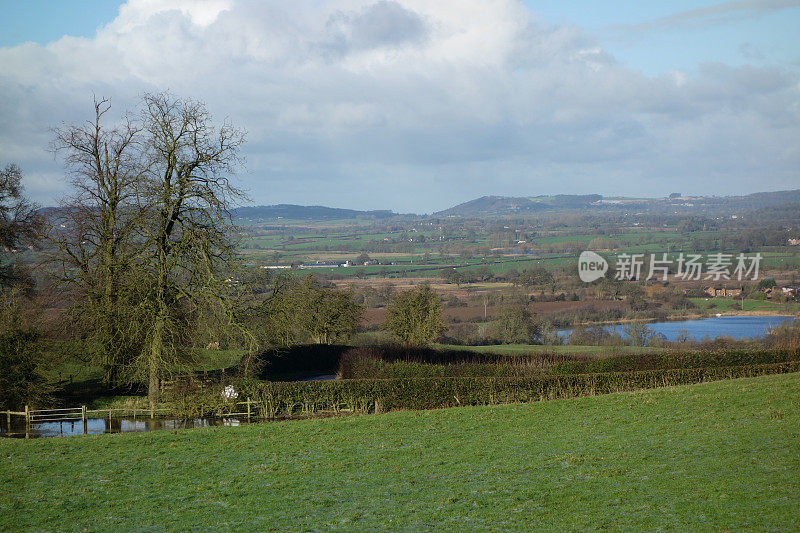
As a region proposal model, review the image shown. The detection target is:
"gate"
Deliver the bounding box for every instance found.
[25,406,88,436]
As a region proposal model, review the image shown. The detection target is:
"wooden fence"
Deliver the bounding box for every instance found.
[1,406,87,438]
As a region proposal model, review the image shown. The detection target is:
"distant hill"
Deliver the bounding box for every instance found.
[435,196,536,217]
[706,190,800,210]
[232,204,395,221]
[40,189,800,222]
[436,195,602,217]
[436,190,800,217]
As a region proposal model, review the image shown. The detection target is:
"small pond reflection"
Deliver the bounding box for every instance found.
[1,416,246,438]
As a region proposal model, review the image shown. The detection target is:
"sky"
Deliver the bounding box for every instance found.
[0,1,798,213]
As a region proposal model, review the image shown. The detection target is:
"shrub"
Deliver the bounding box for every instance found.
[0,329,53,410]
[383,285,446,346]
[488,305,541,344]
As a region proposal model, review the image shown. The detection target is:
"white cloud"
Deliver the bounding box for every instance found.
[0,0,798,212]
[110,0,233,30]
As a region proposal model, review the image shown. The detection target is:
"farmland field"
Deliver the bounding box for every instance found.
[2,373,798,530]
[690,297,800,314]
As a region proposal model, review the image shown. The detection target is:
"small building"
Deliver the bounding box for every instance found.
[703,287,742,298]
[301,261,342,269]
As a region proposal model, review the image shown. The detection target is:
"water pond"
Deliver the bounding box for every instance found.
[559,315,796,342]
[0,416,249,439]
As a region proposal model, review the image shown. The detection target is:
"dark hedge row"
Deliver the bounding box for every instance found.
[338,345,586,379]
[339,346,800,379]
[549,349,799,374]
[252,344,352,380]
[342,344,588,366]
[224,361,800,419]
[251,343,591,381]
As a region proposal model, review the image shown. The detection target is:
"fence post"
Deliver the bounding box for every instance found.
[24,405,29,439]
[82,405,87,434]
[247,398,251,422]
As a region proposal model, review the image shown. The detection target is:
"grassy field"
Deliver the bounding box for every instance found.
[2,373,798,530]
[690,297,800,314]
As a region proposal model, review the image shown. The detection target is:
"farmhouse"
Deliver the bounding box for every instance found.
[703,287,742,298]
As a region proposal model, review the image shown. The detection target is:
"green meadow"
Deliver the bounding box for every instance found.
[690,297,800,314]
[2,372,798,531]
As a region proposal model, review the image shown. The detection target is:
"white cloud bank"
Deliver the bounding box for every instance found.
[0,0,798,212]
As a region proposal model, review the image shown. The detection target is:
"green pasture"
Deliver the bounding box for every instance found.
[690,297,800,314]
[2,373,798,530]
[246,256,567,279]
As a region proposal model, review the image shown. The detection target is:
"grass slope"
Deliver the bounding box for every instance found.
[2,374,799,531]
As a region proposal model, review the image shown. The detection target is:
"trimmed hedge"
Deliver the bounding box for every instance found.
[231,361,800,419]
[339,346,800,379]
[550,349,799,374]
[338,345,588,379]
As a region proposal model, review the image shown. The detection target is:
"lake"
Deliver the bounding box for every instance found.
[559,315,797,342]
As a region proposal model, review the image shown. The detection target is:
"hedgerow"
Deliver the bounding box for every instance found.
[183,361,800,419]
[338,345,799,379]
[338,346,581,379]
[549,349,799,374]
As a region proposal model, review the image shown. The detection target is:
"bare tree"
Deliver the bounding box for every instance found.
[50,93,250,402]
[50,97,145,385]
[136,92,247,406]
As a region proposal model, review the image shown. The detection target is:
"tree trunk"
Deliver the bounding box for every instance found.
[148,313,164,408]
